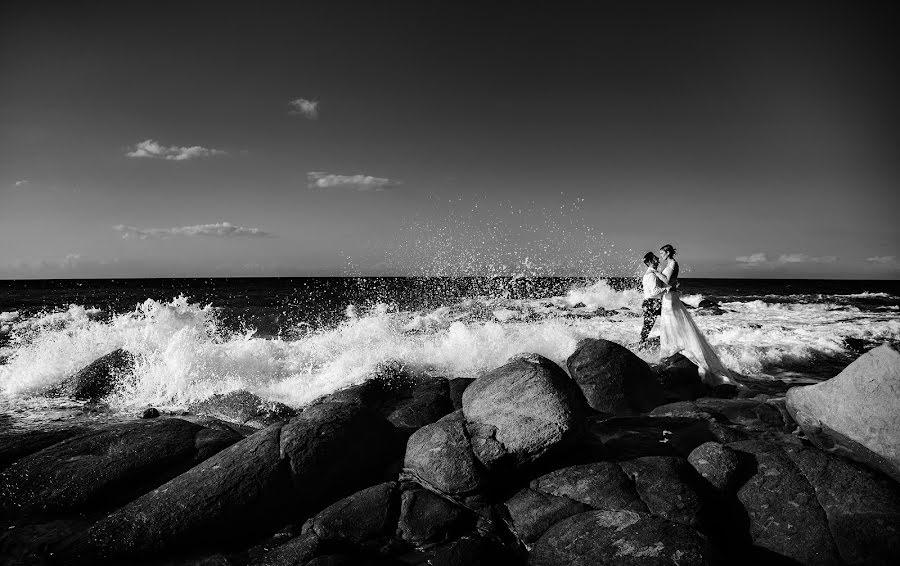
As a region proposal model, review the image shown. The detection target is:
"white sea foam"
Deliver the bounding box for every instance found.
[1,284,898,413]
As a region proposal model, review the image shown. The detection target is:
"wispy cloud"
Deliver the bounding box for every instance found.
[777,253,837,264]
[735,253,768,266]
[307,172,400,191]
[113,222,273,239]
[866,255,897,264]
[289,98,319,119]
[14,180,27,188]
[126,140,227,161]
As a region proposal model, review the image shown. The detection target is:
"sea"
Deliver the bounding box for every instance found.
[1,277,898,423]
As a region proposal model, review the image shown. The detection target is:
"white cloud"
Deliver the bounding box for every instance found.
[866,255,897,264]
[777,253,837,264]
[14,180,27,187]
[289,98,319,119]
[114,222,273,239]
[735,253,768,265]
[126,139,227,161]
[307,172,400,191]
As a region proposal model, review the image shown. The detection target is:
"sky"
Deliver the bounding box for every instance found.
[1,1,897,279]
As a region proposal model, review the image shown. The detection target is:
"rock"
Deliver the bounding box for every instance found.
[0,427,89,471]
[397,486,471,545]
[566,338,666,415]
[302,482,400,550]
[46,348,135,400]
[404,410,488,497]
[462,353,588,471]
[448,378,475,411]
[80,423,291,559]
[731,440,841,565]
[587,415,719,460]
[425,535,516,566]
[619,457,704,528]
[252,530,322,566]
[0,519,91,566]
[786,343,900,482]
[688,442,741,492]
[141,407,161,419]
[189,390,297,429]
[530,509,713,566]
[318,367,454,435]
[652,353,706,402]
[505,462,647,546]
[280,402,400,514]
[783,445,900,566]
[0,419,241,520]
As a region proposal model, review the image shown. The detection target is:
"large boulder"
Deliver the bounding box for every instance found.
[783,445,900,566]
[730,440,841,565]
[462,353,588,471]
[688,442,742,493]
[189,390,297,429]
[397,486,472,545]
[786,343,900,482]
[404,410,488,497]
[504,462,646,546]
[619,456,705,528]
[652,353,706,402]
[0,427,89,471]
[280,402,400,513]
[46,348,135,400]
[301,481,400,551]
[84,424,293,559]
[0,419,240,520]
[566,338,666,415]
[530,509,713,566]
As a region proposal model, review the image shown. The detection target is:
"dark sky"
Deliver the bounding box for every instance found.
[1,1,897,278]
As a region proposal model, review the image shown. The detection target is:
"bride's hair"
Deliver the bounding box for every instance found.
[660,244,676,257]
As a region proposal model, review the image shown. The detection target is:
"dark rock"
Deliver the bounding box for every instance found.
[688,442,741,492]
[47,348,135,400]
[650,401,720,420]
[566,338,666,415]
[0,419,241,520]
[84,424,292,559]
[397,486,471,545]
[280,402,400,514]
[252,530,322,566]
[786,343,900,482]
[694,398,793,436]
[0,427,89,471]
[425,535,517,566]
[619,456,704,528]
[587,415,719,460]
[530,509,713,566]
[462,353,588,471]
[504,487,590,546]
[730,440,841,565]
[141,407,161,419]
[189,390,297,429]
[404,410,488,497]
[303,481,400,550]
[651,353,706,402]
[448,378,475,411]
[0,519,91,566]
[783,445,900,566]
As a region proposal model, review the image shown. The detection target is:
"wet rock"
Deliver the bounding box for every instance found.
[587,415,719,460]
[462,353,588,471]
[280,402,400,514]
[786,343,900,482]
[504,487,590,546]
[566,338,666,415]
[141,407,161,419]
[302,481,400,551]
[688,442,741,492]
[251,530,322,566]
[783,445,900,566]
[651,353,706,402]
[0,519,91,566]
[0,419,241,520]
[530,509,713,566]
[424,535,517,566]
[0,427,89,471]
[404,410,488,497]
[619,456,704,528]
[448,378,474,411]
[84,424,292,559]
[189,390,297,429]
[47,348,135,400]
[730,440,841,565]
[397,486,471,545]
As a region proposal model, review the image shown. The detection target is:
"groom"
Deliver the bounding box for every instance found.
[640,252,667,348]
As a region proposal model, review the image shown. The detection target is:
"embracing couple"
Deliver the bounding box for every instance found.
[640,244,739,387]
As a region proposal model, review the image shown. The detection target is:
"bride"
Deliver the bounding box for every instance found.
[651,244,739,387]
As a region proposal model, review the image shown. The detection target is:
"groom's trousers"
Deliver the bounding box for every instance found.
[640,298,662,343]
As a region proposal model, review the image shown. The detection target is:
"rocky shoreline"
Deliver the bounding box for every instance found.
[1,340,898,565]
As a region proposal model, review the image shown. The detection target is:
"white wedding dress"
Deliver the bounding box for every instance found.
[657,260,738,386]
